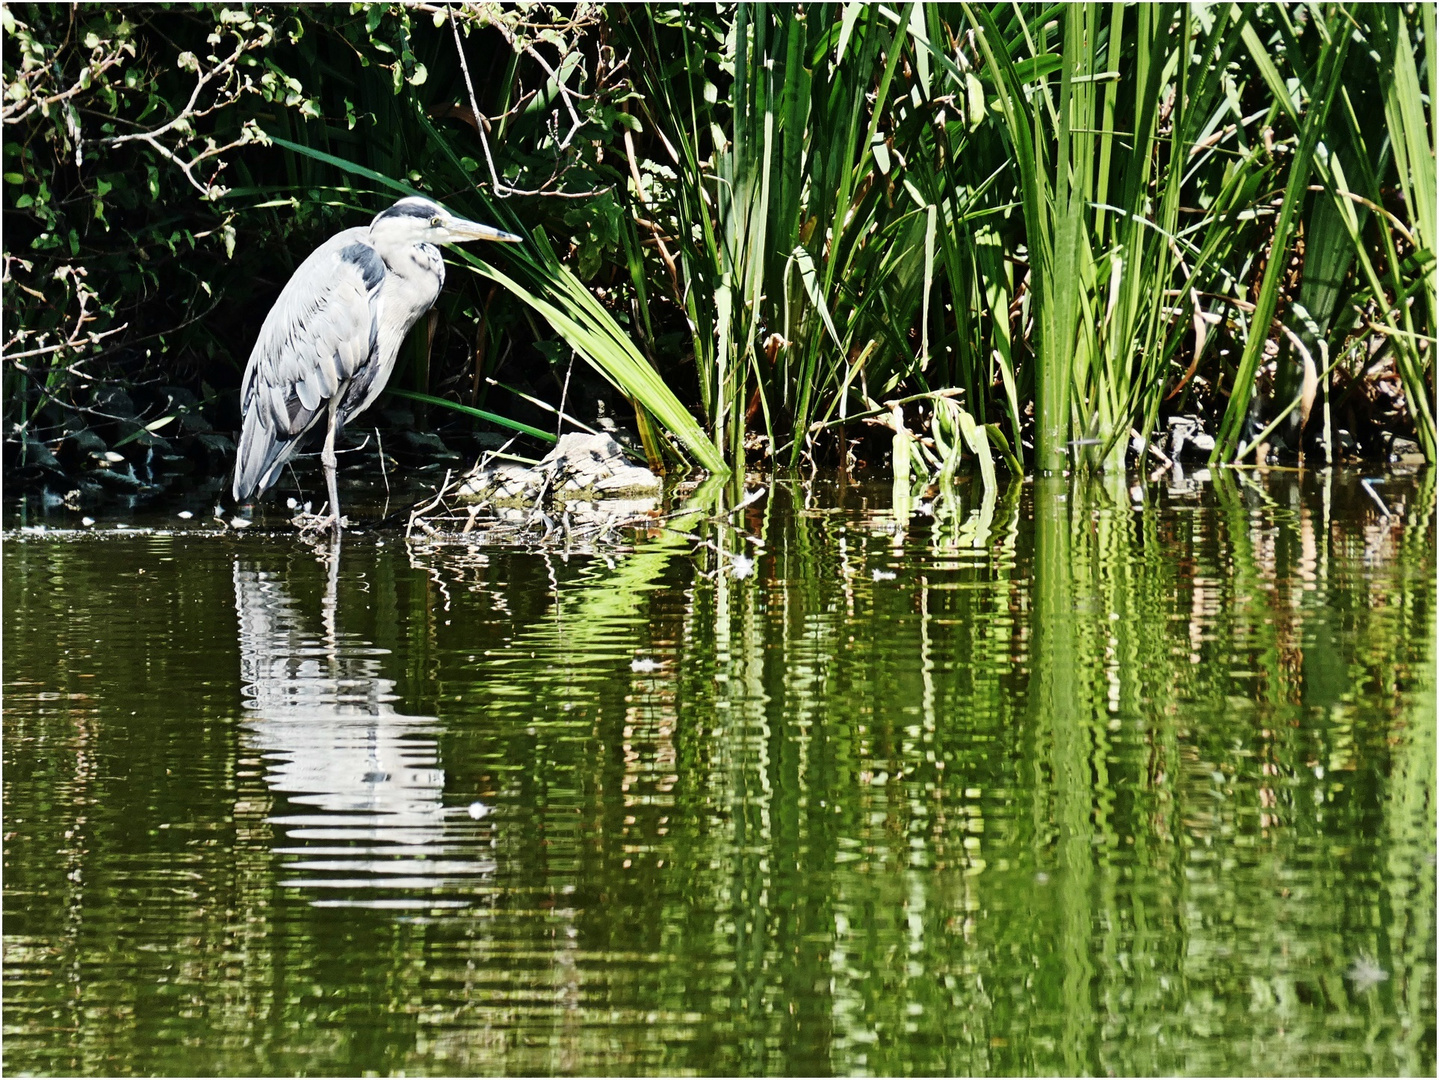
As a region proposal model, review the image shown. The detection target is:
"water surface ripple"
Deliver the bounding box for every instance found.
[4,469,1434,1075]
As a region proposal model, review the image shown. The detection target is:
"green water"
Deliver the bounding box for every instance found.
[4,469,1434,1076]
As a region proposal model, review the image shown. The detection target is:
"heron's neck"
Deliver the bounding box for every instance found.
[384,241,445,288]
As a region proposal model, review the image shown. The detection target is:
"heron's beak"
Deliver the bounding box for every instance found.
[446,217,524,244]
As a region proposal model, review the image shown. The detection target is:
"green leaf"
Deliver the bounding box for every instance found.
[957,408,996,493]
[789,246,843,354]
[1214,13,1351,460]
[386,390,558,443]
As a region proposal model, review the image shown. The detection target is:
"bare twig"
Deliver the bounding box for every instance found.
[94,28,273,198]
[1,266,129,364]
[407,469,457,538]
[442,1,611,199]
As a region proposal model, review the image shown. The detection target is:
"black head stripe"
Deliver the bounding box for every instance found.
[374,198,441,222]
[339,241,386,290]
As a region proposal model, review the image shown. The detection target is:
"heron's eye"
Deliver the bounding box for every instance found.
[430,216,443,228]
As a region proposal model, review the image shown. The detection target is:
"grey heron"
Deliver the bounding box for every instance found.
[232,195,522,530]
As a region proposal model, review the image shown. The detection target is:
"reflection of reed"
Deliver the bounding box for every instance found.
[234,541,492,907]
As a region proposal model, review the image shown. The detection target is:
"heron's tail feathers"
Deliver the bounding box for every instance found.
[232,413,299,504]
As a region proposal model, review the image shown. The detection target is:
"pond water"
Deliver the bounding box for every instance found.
[3,468,1434,1076]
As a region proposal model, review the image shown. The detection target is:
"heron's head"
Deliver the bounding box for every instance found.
[371,196,523,247]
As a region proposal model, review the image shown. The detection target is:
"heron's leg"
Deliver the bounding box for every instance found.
[321,400,343,532]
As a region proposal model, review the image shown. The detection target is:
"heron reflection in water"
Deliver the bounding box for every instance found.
[232,197,522,531]
[234,537,493,907]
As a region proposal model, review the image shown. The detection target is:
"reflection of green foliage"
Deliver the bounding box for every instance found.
[3,472,1435,1073]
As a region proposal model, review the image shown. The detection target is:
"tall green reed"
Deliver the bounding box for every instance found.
[654,1,1432,473]
[1212,4,1434,463]
[627,3,979,467]
[958,3,1288,472]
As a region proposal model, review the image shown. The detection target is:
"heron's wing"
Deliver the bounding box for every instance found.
[233,229,384,501]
